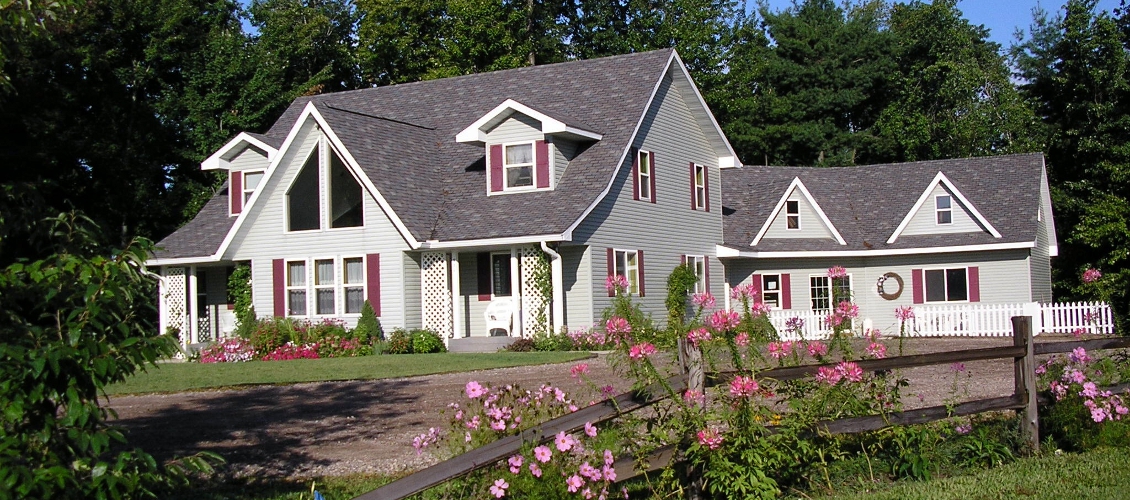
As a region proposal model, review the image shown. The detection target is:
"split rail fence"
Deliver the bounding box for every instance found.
[355,317,1130,500]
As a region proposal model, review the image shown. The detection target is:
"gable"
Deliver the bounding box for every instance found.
[229,145,269,171]
[484,113,543,143]
[760,186,837,240]
[899,184,989,237]
[887,171,1001,244]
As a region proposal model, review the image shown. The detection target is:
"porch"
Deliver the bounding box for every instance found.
[157,264,237,353]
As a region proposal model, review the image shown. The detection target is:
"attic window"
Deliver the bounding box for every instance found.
[243,171,264,204]
[330,151,363,228]
[288,146,321,231]
[786,200,800,229]
[936,195,952,225]
[505,143,535,189]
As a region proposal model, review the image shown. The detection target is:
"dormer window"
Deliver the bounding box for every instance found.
[505,143,535,189]
[243,171,264,204]
[936,194,952,224]
[488,140,551,194]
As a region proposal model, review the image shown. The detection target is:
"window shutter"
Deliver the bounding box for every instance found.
[231,171,243,215]
[489,144,504,192]
[477,252,491,301]
[366,253,381,316]
[606,248,615,297]
[637,250,646,297]
[704,165,711,212]
[751,274,761,301]
[649,152,657,204]
[535,140,550,188]
[272,259,285,317]
[632,148,640,201]
[912,269,924,304]
[680,255,686,265]
[689,162,696,210]
[780,273,792,309]
[968,267,980,302]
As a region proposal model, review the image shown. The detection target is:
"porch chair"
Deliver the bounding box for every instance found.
[484,298,516,337]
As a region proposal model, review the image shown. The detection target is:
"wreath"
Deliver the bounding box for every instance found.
[876,272,904,301]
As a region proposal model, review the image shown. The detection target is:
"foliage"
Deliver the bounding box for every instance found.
[529,250,553,335]
[530,328,576,352]
[1037,347,1130,450]
[665,262,699,332]
[411,329,446,354]
[352,300,383,343]
[228,264,255,338]
[200,338,256,363]
[385,328,412,355]
[504,338,536,352]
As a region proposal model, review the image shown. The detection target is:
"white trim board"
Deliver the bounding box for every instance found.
[201,132,278,171]
[456,99,603,144]
[750,177,846,246]
[716,241,1034,258]
[887,171,1002,244]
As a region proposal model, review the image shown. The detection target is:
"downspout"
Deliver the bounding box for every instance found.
[540,241,565,334]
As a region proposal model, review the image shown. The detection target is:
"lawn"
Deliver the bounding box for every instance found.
[107,352,592,395]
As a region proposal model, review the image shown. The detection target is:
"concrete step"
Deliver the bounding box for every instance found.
[448,336,518,353]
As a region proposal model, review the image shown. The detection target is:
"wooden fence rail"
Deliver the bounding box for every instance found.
[355,318,1130,500]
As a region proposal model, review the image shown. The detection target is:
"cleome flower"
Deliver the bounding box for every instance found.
[827,266,848,279]
[729,375,759,398]
[686,328,712,347]
[696,427,724,450]
[691,292,716,310]
[708,310,741,331]
[1082,268,1102,283]
[895,305,915,322]
[605,274,630,293]
[628,342,657,360]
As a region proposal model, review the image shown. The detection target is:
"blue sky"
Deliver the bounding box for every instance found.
[760,0,1124,47]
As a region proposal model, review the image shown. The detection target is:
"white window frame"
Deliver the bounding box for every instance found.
[613,249,640,295]
[935,194,953,225]
[761,274,781,307]
[686,255,705,293]
[693,163,706,210]
[242,170,265,205]
[313,258,336,316]
[809,273,853,311]
[502,141,537,192]
[342,257,366,315]
[286,256,367,318]
[638,150,652,201]
[490,252,513,298]
[286,260,308,316]
[786,200,801,230]
[284,137,365,234]
[923,267,969,303]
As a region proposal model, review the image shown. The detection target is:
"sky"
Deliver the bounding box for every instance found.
[761,0,1124,48]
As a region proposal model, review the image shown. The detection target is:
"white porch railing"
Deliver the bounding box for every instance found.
[767,301,1115,339]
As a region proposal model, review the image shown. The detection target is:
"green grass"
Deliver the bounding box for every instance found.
[819,447,1130,499]
[107,352,592,395]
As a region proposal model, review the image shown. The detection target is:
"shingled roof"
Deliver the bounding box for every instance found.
[720,153,1047,252]
[152,184,235,260]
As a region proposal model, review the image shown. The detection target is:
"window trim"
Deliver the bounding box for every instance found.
[284,137,367,234]
[693,163,706,210]
[637,150,652,202]
[923,266,969,303]
[808,273,853,311]
[242,170,265,205]
[686,255,706,293]
[613,248,640,295]
[786,199,801,230]
[286,260,309,316]
[285,256,367,318]
[761,273,781,308]
[342,257,366,314]
[935,194,953,225]
[501,140,537,192]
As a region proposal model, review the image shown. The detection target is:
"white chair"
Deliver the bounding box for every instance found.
[484,298,515,337]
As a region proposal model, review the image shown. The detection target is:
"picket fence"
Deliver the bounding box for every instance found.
[767,301,1114,339]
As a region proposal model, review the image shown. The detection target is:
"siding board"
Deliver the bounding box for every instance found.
[901,185,987,236]
[761,188,836,240]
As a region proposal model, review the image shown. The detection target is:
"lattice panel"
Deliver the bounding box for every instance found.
[163,267,188,354]
[519,247,547,336]
[420,252,452,337]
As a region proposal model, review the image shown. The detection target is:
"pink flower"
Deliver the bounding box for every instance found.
[955,424,972,435]
[730,283,759,300]
[555,431,576,452]
[508,455,524,474]
[687,328,712,347]
[1081,382,1099,398]
[566,474,585,493]
[683,389,705,407]
[604,449,615,467]
[529,463,542,477]
[490,478,509,498]
[951,362,966,373]
[490,420,506,431]
[750,301,772,316]
[895,305,915,321]
[691,292,716,309]
[584,422,598,438]
[570,363,590,378]
[815,366,842,385]
[734,332,750,347]
[767,341,791,359]
[806,341,828,357]
[602,464,617,482]
[605,317,632,338]
[729,375,759,398]
[533,445,552,463]
[1092,407,1108,422]
[866,342,887,358]
[696,427,724,450]
[628,342,656,360]
[838,361,864,382]
[1070,347,1091,364]
[827,266,848,279]
[825,313,845,328]
[1083,268,1102,283]
[579,462,600,480]
[466,415,481,429]
[465,381,486,399]
[1073,327,1086,338]
[835,301,859,319]
[605,274,630,293]
[784,316,805,333]
[708,310,741,331]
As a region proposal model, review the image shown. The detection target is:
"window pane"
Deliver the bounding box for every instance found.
[507,166,533,187]
[925,270,946,302]
[763,275,779,291]
[834,276,852,301]
[345,287,364,314]
[786,200,799,214]
[288,147,321,231]
[288,261,306,286]
[288,290,307,315]
[330,151,363,228]
[492,254,512,296]
[937,210,952,224]
[936,195,951,209]
[505,144,532,164]
[810,276,830,310]
[615,251,627,277]
[344,258,364,284]
[787,215,800,229]
[315,259,334,285]
[316,289,335,314]
[947,269,968,301]
[244,171,264,191]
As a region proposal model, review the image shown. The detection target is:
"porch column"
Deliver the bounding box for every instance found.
[188,265,199,345]
[510,247,522,337]
[451,252,462,338]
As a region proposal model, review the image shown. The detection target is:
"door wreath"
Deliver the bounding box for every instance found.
[876,272,903,300]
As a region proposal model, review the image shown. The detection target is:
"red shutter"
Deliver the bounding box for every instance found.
[704,164,711,212]
[649,152,657,204]
[489,144,504,192]
[632,148,640,201]
[606,248,615,297]
[535,140,550,188]
[703,256,710,293]
[689,162,697,210]
[637,250,645,297]
[967,266,980,302]
[366,253,381,316]
[272,259,285,317]
[912,269,924,304]
[751,274,761,301]
[477,252,491,301]
[781,273,792,309]
[680,255,686,265]
[231,171,243,215]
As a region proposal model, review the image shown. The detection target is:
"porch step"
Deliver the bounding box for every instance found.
[448,336,518,353]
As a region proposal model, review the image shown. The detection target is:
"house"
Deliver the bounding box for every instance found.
[717,154,1059,337]
[148,49,738,350]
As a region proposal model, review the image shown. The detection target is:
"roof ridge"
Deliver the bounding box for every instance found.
[320,102,436,130]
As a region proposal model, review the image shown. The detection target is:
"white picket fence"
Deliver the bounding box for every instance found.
[767,301,1114,339]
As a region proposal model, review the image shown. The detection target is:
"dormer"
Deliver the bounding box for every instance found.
[201,132,280,216]
[456,99,602,195]
[887,171,1001,243]
[751,177,846,246]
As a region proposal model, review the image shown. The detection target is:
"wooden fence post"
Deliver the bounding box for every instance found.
[679,335,705,500]
[1012,316,1039,453]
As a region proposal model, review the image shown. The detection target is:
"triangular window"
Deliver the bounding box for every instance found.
[330,150,363,228]
[288,146,321,231]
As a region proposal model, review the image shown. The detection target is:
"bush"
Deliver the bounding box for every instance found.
[505,338,536,352]
[248,317,296,356]
[386,328,412,354]
[411,329,446,353]
[531,328,574,351]
[352,300,384,343]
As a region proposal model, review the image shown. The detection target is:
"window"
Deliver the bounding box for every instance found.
[287,261,308,315]
[330,153,363,228]
[343,258,364,314]
[638,151,652,201]
[614,250,640,295]
[314,259,336,315]
[504,143,534,189]
[243,170,264,204]
[925,268,968,302]
[491,253,512,297]
[810,274,852,311]
[786,200,800,229]
[693,164,706,210]
[686,255,705,293]
[288,146,321,231]
[936,194,952,224]
[761,274,781,307]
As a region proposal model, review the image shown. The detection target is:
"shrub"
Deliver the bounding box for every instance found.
[228,263,254,338]
[531,328,574,351]
[248,317,295,356]
[412,329,446,354]
[353,300,384,342]
[307,318,348,343]
[505,338,536,352]
[386,328,413,354]
[1038,348,1130,450]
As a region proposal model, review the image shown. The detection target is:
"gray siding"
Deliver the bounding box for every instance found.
[552,139,578,188]
[1030,175,1053,303]
[762,188,836,240]
[573,71,725,324]
[901,185,987,237]
[485,114,542,143]
[403,253,422,329]
[724,250,1034,334]
[227,120,413,328]
[560,245,593,329]
[229,145,269,172]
